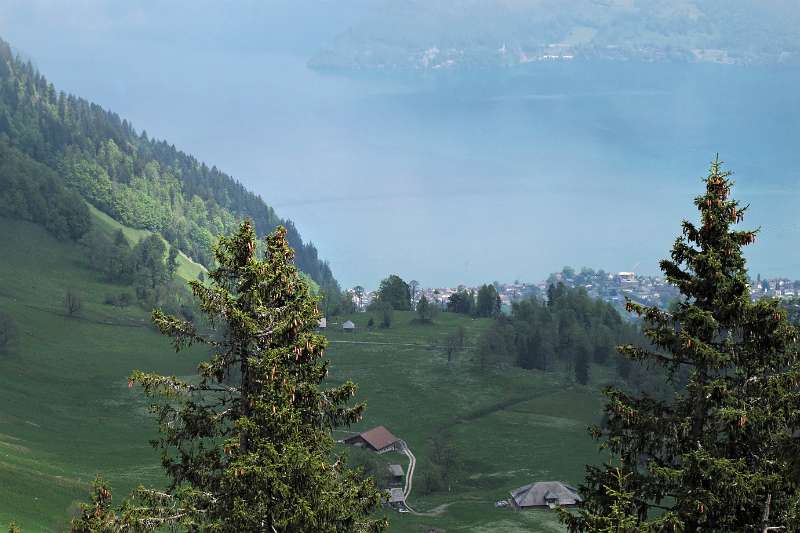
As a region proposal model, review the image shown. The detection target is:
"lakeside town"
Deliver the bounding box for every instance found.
[347,267,800,314]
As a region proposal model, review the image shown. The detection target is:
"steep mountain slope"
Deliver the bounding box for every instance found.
[310,0,800,70]
[0,36,338,292]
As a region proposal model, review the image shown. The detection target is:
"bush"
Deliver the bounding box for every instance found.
[64,290,81,317]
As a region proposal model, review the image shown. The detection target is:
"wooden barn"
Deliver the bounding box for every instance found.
[343,426,401,454]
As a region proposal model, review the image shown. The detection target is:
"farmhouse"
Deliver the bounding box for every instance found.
[509,481,582,509]
[342,320,355,332]
[343,426,401,454]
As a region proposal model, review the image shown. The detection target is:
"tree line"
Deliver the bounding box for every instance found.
[475,282,643,385]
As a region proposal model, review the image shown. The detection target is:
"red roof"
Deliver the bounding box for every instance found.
[347,426,399,451]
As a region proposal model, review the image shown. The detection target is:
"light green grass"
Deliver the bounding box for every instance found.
[0,217,609,531]
[86,203,206,284]
[0,217,203,530]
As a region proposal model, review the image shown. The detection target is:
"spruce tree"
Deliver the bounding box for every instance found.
[563,158,800,532]
[72,222,387,532]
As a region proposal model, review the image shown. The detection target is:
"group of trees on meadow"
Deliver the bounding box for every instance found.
[0,38,341,298]
[367,275,501,328]
[447,284,501,318]
[476,282,641,385]
[79,228,187,310]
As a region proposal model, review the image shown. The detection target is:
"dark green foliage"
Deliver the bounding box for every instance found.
[64,290,81,317]
[0,37,338,293]
[166,246,178,278]
[376,274,411,311]
[103,292,133,308]
[574,343,590,385]
[80,229,133,283]
[476,318,514,369]
[447,289,474,315]
[380,302,394,328]
[416,294,436,323]
[479,285,640,373]
[320,285,356,317]
[131,235,169,302]
[0,311,17,355]
[0,142,90,241]
[420,432,461,495]
[69,477,117,532]
[72,221,386,531]
[443,326,466,364]
[564,158,800,532]
[557,468,642,533]
[475,284,501,318]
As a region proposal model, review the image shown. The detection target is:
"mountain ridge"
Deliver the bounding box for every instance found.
[310,0,800,71]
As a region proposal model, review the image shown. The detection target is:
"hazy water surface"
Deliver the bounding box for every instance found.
[3,6,799,287]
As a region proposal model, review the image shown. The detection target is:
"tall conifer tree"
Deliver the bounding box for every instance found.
[72,222,386,532]
[563,158,800,531]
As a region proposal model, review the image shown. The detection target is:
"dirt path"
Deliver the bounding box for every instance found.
[401,440,416,501]
[328,340,435,348]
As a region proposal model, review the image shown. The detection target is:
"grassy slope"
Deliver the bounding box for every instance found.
[0,216,204,530]
[325,313,608,532]
[86,203,206,284]
[0,213,609,531]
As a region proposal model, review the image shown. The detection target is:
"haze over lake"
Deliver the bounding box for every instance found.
[3,1,799,288]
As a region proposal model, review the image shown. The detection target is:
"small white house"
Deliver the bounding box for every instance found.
[342,320,355,332]
[317,317,327,330]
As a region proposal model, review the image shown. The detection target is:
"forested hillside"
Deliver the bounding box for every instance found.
[0,37,338,292]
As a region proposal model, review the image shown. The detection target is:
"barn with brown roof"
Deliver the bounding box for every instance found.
[343,426,401,454]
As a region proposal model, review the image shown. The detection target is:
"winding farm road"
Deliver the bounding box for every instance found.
[401,440,416,501]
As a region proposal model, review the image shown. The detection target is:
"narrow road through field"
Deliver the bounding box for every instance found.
[401,440,416,501]
[328,340,435,348]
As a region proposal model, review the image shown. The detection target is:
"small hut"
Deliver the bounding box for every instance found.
[387,464,405,486]
[386,488,405,510]
[342,320,355,332]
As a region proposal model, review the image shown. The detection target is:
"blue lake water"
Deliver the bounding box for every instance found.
[4,20,799,287]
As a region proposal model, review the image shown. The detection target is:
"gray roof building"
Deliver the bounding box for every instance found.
[510,481,582,509]
[388,464,404,478]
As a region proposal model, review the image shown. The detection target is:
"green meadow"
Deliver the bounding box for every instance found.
[0,215,608,531]
[0,216,204,530]
[324,314,607,532]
